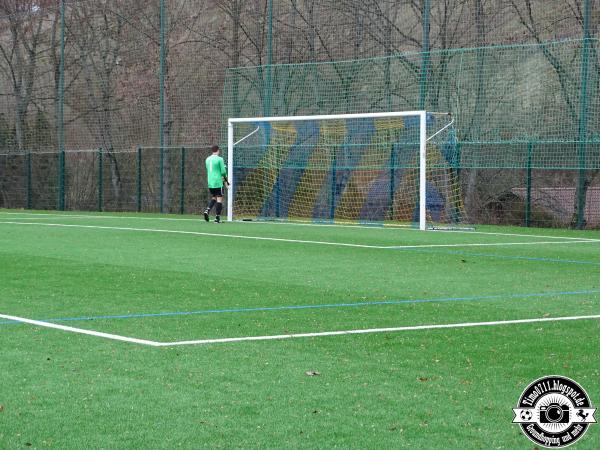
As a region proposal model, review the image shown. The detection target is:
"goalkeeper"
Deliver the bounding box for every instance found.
[203,145,229,223]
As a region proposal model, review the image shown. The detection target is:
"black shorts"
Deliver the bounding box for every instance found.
[209,187,224,197]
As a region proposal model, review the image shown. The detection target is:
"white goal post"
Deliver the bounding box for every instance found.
[227,111,463,230]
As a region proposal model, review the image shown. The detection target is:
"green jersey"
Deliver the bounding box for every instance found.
[205,154,227,188]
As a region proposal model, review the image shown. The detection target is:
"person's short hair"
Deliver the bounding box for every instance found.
[211,145,220,153]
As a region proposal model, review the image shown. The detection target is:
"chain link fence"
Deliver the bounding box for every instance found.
[0,0,599,226]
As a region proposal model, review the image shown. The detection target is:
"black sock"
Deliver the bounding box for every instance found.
[205,199,216,212]
[216,202,223,215]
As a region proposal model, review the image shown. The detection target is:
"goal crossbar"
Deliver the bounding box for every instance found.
[228,111,426,124]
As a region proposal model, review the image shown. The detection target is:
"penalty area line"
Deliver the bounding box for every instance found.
[0,221,598,249]
[0,221,390,249]
[1,312,600,347]
[3,211,600,242]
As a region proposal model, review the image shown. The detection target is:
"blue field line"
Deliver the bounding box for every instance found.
[402,247,600,266]
[1,289,600,326]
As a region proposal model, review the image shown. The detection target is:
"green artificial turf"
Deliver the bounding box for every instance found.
[1,210,599,449]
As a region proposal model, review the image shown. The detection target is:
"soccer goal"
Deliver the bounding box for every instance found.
[227,111,467,230]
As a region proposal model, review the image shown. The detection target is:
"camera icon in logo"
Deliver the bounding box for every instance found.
[539,402,570,424]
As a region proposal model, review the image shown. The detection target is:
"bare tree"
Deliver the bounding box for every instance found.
[66,1,128,206]
[225,1,243,112]
[463,0,488,214]
[506,0,598,226]
[0,0,53,152]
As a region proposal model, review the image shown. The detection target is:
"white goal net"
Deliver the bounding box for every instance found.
[227,111,467,230]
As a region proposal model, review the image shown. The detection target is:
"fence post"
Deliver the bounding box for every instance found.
[98,148,103,212]
[180,146,185,214]
[264,0,273,117]
[418,0,431,110]
[525,142,533,227]
[329,148,337,221]
[456,142,462,179]
[275,155,280,218]
[58,150,65,210]
[453,137,462,224]
[26,152,32,210]
[389,144,397,220]
[159,0,166,214]
[57,0,65,162]
[136,146,142,213]
[159,149,164,213]
[55,0,65,212]
[576,0,591,229]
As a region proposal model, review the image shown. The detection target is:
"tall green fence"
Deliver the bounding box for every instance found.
[0,1,599,227]
[0,148,206,214]
[221,38,600,228]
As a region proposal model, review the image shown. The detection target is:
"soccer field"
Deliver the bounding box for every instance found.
[1,210,599,448]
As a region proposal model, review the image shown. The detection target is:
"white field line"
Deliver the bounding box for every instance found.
[0,212,411,230]
[388,240,597,249]
[2,312,600,347]
[235,218,412,229]
[236,220,600,241]
[0,220,598,249]
[429,227,600,242]
[0,221,389,249]
[236,220,600,242]
[0,211,414,229]
[0,313,161,346]
[2,211,599,242]
[162,314,600,346]
[241,220,600,242]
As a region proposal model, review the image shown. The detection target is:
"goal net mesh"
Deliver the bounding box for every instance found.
[231,113,466,227]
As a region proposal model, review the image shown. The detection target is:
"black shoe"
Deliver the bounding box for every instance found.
[203,210,209,222]
[214,216,221,223]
